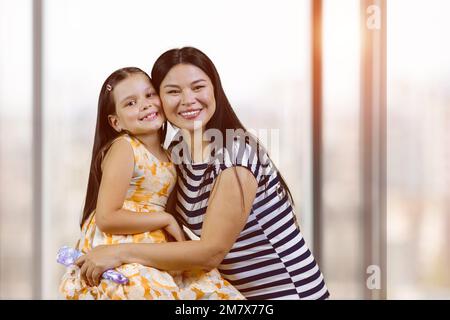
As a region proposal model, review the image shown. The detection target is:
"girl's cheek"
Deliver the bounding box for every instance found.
[153,96,162,107]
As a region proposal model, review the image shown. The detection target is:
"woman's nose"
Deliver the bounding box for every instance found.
[181,90,196,106]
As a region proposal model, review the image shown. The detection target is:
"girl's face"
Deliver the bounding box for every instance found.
[159,64,216,132]
[109,73,164,136]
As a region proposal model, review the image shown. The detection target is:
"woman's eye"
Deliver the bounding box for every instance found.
[167,90,180,95]
[193,86,204,91]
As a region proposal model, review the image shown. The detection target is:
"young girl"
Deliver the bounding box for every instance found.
[59,67,244,300]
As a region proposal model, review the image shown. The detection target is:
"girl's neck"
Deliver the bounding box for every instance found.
[134,132,161,152]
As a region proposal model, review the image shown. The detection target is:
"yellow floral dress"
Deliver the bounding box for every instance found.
[59,134,244,300]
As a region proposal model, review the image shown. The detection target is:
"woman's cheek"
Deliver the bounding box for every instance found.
[200,92,215,107]
[163,98,178,117]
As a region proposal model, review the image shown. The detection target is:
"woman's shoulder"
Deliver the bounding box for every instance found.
[212,133,275,180]
[221,134,266,165]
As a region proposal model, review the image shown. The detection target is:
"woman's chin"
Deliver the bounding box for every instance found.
[173,115,209,132]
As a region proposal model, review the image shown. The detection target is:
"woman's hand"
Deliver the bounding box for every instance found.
[74,244,123,287]
[164,216,186,242]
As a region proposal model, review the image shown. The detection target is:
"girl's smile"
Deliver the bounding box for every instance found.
[139,110,159,121]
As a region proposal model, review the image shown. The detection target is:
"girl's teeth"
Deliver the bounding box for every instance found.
[142,112,157,121]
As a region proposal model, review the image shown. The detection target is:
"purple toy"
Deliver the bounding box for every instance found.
[57,246,129,285]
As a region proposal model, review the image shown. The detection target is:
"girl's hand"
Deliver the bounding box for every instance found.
[74,244,123,287]
[164,216,186,242]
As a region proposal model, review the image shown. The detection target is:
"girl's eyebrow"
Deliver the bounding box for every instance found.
[119,94,137,104]
[119,87,153,103]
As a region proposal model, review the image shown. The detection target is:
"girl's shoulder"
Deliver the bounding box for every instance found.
[112,133,135,146]
[111,133,144,155]
[101,134,135,171]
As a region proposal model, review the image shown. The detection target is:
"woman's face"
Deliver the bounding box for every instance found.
[159,63,216,132]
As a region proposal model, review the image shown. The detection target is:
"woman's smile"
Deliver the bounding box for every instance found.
[178,107,203,120]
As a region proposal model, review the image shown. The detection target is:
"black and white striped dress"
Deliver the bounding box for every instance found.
[171,135,330,300]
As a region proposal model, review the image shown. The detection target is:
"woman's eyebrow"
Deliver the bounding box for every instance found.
[163,84,180,88]
[191,79,206,85]
[163,79,207,88]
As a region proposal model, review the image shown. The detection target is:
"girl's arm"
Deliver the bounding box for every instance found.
[76,166,258,286]
[95,138,175,235]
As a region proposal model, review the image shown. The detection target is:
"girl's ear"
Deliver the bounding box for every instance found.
[108,114,122,132]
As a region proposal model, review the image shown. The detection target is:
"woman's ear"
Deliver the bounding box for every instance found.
[108,114,122,132]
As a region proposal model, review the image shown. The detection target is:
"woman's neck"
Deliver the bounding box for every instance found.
[181,129,210,163]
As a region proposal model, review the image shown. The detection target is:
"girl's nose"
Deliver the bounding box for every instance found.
[141,100,153,110]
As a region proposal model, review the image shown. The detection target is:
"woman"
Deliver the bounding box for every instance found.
[75,47,329,300]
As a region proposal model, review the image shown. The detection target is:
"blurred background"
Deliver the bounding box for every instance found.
[0,0,449,299]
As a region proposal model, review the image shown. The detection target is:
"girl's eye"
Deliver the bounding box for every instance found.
[146,92,155,98]
[167,90,180,95]
[126,100,136,107]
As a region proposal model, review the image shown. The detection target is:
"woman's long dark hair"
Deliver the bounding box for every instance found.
[151,47,294,210]
[80,67,165,228]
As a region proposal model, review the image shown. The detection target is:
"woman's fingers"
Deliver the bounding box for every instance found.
[79,261,89,285]
[76,257,102,286]
[85,263,96,287]
[74,255,85,267]
[91,268,103,286]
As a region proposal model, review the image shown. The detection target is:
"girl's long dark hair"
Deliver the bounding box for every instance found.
[151,47,294,211]
[80,67,165,228]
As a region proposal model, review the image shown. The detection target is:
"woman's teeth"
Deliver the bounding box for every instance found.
[141,112,158,121]
[180,109,201,119]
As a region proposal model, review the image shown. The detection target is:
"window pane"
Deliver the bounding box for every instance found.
[0,0,33,299]
[322,0,363,299]
[387,0,450,299]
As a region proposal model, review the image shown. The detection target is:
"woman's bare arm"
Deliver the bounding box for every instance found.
[76,166,258,286]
